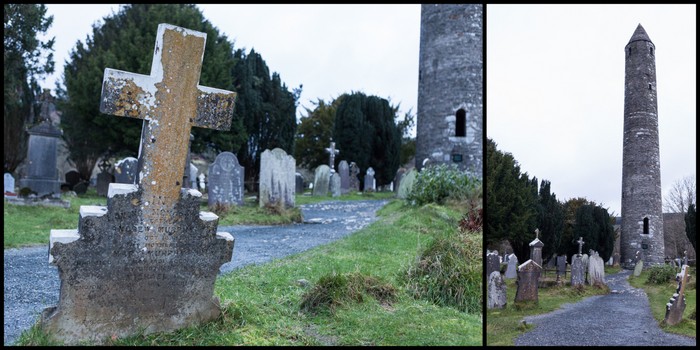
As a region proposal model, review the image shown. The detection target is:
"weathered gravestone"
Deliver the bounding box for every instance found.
[515,259,541,303]
[505,253,518,279]
[207,152,244,207]
[259,148,295,208]
[588,251,605,286]
[486,250,501,278]
[633,259,644,277]
[529,229,544,268]
[556,255,567,283]
[487,271,507,309]
[95,159,114,197]
[325,140,340,170]
[114,157,138,184]
[295,172,304,194]
[330,171,341,197]
[338,160,350,194]
[581,253,589,276]
[397,168,417,199]
[364,167,376,192]
[312,164,331,196]
[349,162,360,192]
[198,173,206,191]
[393,168,406,194]
[188,163,198,189]
[570,255,585,287]
[5,173,17,198]
[19,91,63,197]
[546,254,557,270]
[40,23,237,344]
[664,264,689,325]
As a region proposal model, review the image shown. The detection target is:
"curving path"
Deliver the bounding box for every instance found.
[514,269,696,346]
[3,199,388,345]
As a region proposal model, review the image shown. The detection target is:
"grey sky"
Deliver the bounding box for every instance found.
[39,4,421,133]
[487,4,696,216]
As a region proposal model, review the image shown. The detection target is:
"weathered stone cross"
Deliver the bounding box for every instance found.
[577,236,585,256]
[534,228,539,240]
[325,140,340,170]
[100,23,236,218]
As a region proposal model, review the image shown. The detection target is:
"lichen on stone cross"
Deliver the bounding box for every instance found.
[99,23,237,221]
[577,237,585,256]
[325,140,340,170]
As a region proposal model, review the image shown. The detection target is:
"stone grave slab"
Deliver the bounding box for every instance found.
[515,259,541,303]
[259,148,295,208]
[207,152,244,207]
[487,271,507,309]
[313,164,330,197]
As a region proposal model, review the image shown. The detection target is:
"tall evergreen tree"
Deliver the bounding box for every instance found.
[333,92,401,187]
[537,179,565,259]
[4,4,54,172]
[294,98,341,170]
[59,4,245,179]
[573,203,615,262]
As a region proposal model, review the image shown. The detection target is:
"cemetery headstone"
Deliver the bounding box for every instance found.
[581,253,589,275]
[397,168,417,199]
[189,163,198,189]
[546,254,557,269]
[515,259,541,303]
[505,253,518,279]
[40,23,237,344]
[529,229,544,267]
[393,168,406,194]
[325,140,340,170]
[5,173,17,198]
[295,172,304,194]
[330,171,341,197]
[486,251,501,278]
[349,162,360,192]
[664,264,689,325]
[364,167,376,192]
[114,157,138,184]
[588,251,605,286]
[73,181,88,195]
[338,160,350,194]
[259,148,295,208]
[207,152,244,207]
[556,255,567,277]
[633,259,644,277]
[95,158,114,197]
[19,90,62,197]
[198,173,206,191]
[570,254,585,287]
[312,164,331,196]
[487,271,507,309]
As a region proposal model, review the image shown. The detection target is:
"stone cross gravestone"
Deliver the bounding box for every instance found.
[95,158,114,197]
[515,259,541,303]
[486,251,501,278]
[487,271,507,309]
[114,157,138,184]
[4,173,16,198]
[338,160,350,194]
[664,264,689,325]
[312,164,331,197]
[330,171,341,197]
[325,140,340,170]
[19,91,62,197]
[364,167,376,192]
[40,23,237,345]
[505,253,518,279]
[349,162,360,192]
[259,148,295,208]
[570,254,585,287]
[207,152,244,207]
[529,229,544,267]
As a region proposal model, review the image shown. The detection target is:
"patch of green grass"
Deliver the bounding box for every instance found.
[628,266,696,338]
[486,278,609,346]
[294,191,396,205]
[18,199,481,346]
[299,272,397,315]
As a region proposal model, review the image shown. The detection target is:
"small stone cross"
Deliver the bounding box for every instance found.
[325,140,340,170]
[577,236,585,256]
[100,23,236,220]
[534,228,539,240]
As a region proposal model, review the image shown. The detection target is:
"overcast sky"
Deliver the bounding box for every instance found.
[487,4,696,216]
[39,4,421,132]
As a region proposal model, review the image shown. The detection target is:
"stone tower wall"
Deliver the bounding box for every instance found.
[620,25,664,269]
[415,4,483,178]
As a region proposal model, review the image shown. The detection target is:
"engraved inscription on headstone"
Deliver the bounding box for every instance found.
[570,254,585,287]
[41,23,237,345]
[259,148,295,208]
[515,259,541,303]
[207,152,244,207]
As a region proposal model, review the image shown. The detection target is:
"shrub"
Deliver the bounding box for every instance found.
[646,264,677,284]
[406,164,480,206]
[299,272,397,315]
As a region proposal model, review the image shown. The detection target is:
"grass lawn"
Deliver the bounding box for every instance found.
[15,198,482,345]
[628,266,696,338]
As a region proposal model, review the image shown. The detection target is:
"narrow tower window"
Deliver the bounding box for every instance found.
[643,217,649,234]
[628,47,631,57]
[455,109,466,137]
[650,47,654,56]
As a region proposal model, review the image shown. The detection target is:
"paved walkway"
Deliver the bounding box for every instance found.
[514,269,696,346]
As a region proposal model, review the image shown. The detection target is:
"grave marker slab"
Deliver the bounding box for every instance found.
[338,160,350,194]
[349,162,360,192]
[259,148,295,208]
[529,229,544,267]
[295,172,304,194]
[505,254,518,279]
[207,152,244,207]
[40,23,237,344]
[486,251,500,278]
[364,167,376,192]
[570,255,585,287]
[487,271,507,309]
[664,264,689,325]
[588,251,605,286]
[330,171,341,197]
[5,173,17,198]
[515,259,541,303]
[312,164,330,196]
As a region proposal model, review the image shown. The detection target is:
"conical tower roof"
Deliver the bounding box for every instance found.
[627,24,653,45]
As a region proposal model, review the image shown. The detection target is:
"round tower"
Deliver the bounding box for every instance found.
[620,24,664,269]
[415,4,482,178]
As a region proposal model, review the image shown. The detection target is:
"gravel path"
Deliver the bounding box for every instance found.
[513,269,696,346]
[3,199,389,346]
